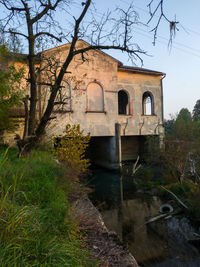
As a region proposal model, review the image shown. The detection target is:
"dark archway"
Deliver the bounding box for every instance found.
[118,90,129,115]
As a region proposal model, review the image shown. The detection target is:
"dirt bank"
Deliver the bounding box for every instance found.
[72,196,138,267]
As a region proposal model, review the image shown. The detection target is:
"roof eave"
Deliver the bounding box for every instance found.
[118,66,165,77]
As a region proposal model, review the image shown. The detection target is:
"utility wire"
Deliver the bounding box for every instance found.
[65,1,200,58]
[119,0,200,36]
[134,30,200,58]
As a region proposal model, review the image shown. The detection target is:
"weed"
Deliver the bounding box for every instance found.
[0,147,96,266]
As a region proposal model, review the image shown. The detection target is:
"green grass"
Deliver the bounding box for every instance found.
[0,146,95,266]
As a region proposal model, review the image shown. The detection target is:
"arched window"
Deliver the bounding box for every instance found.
[54,80,71,113]
[142,91,154,115]
[87,82,104,112]
[118,90,129,115]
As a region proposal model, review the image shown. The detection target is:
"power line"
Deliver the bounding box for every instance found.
[135,25,200,53]
[64,1,200,58]
[120,0,200,36]
[134,30,200,59]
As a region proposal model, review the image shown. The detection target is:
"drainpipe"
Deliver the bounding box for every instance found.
[160,74,166,148]
[160,74,166,125]
[139,119,144,135]
[123,118,129,135]
[154,119,160,134]
[115,123,122,170]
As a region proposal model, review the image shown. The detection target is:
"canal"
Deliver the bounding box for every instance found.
[87,166,200,267]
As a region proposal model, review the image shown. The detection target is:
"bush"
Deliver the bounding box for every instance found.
[53,124,90,177]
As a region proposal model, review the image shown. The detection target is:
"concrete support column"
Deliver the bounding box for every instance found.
[87,124,122,170]
[115,123,122,169]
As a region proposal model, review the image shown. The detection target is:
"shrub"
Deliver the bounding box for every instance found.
[53,124,90,177]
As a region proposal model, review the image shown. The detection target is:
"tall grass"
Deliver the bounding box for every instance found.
[0,147,95,266]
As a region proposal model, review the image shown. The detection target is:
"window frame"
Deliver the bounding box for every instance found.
[142,91,155,116]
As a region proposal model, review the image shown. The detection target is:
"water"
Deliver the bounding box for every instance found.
[87,167,200,266]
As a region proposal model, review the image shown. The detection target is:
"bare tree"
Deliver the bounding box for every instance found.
[147,0,179,46]
[0,0,177,151]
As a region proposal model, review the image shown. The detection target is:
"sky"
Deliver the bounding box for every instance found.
[1,0,200,119]
[94,0,200,119]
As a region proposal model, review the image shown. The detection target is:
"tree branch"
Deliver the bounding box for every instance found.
[147,0,179,46]
[0,0,25,12]
[73,44,146,64]
[8,29,28,39]
[31,0,62,24]
[35,32,62,42]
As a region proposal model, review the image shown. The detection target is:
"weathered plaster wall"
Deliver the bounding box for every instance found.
[117,71,164,136]
[1,59,30,144]
[43,41,164,139]
[42,41,119,137]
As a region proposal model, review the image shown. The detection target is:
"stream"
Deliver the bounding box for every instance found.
[87,166,200,267]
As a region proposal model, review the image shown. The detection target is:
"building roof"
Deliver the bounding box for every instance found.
[118,65,165,76]
[7,40,165,76]
[38,40,122,64]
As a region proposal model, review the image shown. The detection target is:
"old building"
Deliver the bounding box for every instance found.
[40,40,165,169]
[4,40,165,169]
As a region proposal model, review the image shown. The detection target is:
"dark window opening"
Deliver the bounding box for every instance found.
[118,90,129,115]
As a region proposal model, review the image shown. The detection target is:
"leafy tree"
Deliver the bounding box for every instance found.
[0,45,24,134]
[149,109,195,183]
[161,108,200,184]
[176,108,192,122]
[171,108,193,141]
[192,99,200,122]
[164,118,175,135]
[0,0,178,151]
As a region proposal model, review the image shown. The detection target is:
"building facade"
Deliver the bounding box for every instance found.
[40,41,165,169]
[4,41,165,169]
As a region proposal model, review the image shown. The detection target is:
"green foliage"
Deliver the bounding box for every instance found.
[0,45,24,132]
[145,135,161,164]
[136,166,154,183]
[134,165,165,191]
[53,124,90,176]
[0,147,95,266]
[0,24,23,53]
[143,103,200,221]
[159,181,200,222]
[176,108,192,122]
[192,99,200,122]
[171,108,193,141]
[187,185,200,221]
[156,109,195,184]
[164,118,175,135]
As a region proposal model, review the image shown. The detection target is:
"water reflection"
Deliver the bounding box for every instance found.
[88,168,200,266]
[102,197,169,264]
